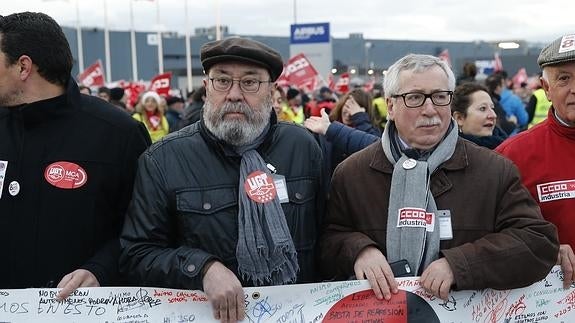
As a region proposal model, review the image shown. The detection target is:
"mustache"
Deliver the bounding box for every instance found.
[415,117,441,127]
[220,102,253,115]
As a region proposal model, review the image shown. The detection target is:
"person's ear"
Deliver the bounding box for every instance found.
[17,55,33,80]
[452,111,465,126]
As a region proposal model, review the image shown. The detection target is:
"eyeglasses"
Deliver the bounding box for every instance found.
[209,77,272,93]
[391,91,453,108]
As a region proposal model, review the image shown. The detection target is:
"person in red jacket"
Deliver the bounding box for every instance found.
[497,34,575,288]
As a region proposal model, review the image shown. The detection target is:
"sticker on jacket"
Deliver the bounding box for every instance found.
[537,179,575,203]
[44,161,88,189]
[397,207,435,232]
[0,160,7,199]
[244,170,277,204]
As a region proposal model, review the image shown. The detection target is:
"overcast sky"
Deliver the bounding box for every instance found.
[1,0,573,44]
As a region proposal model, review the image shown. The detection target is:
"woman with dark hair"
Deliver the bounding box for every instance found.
[451,83,507,149]
[328,88,380,134]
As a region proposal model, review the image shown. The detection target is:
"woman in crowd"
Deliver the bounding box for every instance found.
[272,85,292,122]
[133,91,170,143]
[451,83,508,149]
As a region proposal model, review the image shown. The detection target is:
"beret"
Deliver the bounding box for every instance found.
[538,34,575,67]
[201,37,284,81]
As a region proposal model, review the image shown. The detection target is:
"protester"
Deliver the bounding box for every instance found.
[78,85,92,95]
[178,86,206,129]
[0,12,151,296]
[97,86,111,102]
[120,37,323,323]
[497,34,575,288]
[165,95,185,132]
[109,87,127,111]
[284,87,305,124]
[525,76,552,127]
[320,54,558,302]
[486,73,528,134]
[272,84,291,121]
[456,62,477,85]
[132,91,170,142]
[451,83,507,149]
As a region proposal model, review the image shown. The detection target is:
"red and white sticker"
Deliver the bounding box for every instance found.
[244,170,277,204]
[559,34,575,54]
[44,161,88,189]
[397,207,435,232]
[536,179,575,203]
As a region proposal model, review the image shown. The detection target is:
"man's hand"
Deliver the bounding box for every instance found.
[353,246,398,300]
[557,244,575,288]
[420,258,454,301]
[203,261,245,323]
[304,108,331,135]
[56,269,100,301]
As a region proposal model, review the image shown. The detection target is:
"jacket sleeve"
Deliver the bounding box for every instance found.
[441,158,559,291]
[325,122,380,156]
[81,121,151,285]
[351,112,382,136]
[319,160,380,280]
[120,149,218,290]
[512,96,529,127]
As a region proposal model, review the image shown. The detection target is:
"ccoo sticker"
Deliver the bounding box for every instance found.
[44,161,88,189]
[244,170,277,204]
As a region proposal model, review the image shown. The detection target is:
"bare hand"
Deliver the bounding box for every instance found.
[353,246,398,300]
[557,244,575,288]
[203,261,245,323]
[507,115,518,125]
[304,108,331,135]
[344,96,366,116]
[420,258,454,301]
[56,269,99,301]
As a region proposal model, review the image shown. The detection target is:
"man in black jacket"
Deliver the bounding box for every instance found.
[120,37,323,323]
[0,12,150,298]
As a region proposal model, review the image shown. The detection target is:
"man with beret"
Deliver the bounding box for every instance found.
[120,37,323,322]
[497,34,575,288]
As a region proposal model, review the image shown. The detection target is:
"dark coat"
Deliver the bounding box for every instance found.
[0,80,151,288]
[320,138,558,291]
[120,113,324,290]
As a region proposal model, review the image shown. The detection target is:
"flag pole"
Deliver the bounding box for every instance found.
[184,0,193,93]
[129,0,139,82]
[156,0,164,74]
[103,0,112,83]
[75,0,84,73]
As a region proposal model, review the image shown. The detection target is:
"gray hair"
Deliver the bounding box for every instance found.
[383,54,456,98]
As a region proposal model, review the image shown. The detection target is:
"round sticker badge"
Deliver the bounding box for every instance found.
[402,158,417,170]
[44,161,88,189]
[8,181,20,196]
[244,170,277,204]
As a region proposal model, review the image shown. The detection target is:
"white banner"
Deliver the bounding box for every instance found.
[0,266,572,322]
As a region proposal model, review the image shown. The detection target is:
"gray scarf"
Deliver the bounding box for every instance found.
[382,119,458,275]
[230,123,299,286]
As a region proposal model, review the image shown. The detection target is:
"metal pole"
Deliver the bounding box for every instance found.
[129,0,138,81]
[104,0,111,83]
[75,0,84,73]
[215,0,221,40]
[157,0,164,73]
[185,0,193,93]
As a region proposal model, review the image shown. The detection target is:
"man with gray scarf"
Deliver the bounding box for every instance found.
[320,54,558,302]
[120,38,323,323]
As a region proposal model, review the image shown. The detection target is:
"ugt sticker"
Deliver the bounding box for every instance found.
[44,161,88,189]
[244,170,277,204]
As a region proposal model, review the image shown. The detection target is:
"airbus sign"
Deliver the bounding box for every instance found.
[290,23,330,44]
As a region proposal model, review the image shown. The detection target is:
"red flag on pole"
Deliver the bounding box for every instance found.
[335,73,350,94]
[77,60,105,87]
[493,52,503,72]
[278,53,319,93]
[148,72,172,96]
[438,49,451,67]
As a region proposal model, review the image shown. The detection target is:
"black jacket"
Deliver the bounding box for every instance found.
[120,114,324,290]
[0,79,151,288]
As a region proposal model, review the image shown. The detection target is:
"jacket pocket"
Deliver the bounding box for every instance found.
[283,178,317,250]
[175,186,238,259]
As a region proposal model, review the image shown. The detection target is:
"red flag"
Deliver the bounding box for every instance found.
[327,74,335,91]
[77,60,105,87]
[123,81,147,108]
[493,52,503,72]
[278,53,319,93]
[438,49,451,67]
[148,72,172,96]
[335,73,350,94]
[512,68,528,88]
